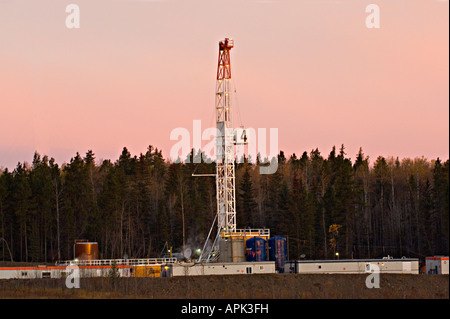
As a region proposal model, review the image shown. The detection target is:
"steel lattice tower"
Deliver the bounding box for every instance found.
[197,38,269,263]
[215,38,236,234]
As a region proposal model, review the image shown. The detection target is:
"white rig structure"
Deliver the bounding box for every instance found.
[198,38,270,263]
[215,38,237,237]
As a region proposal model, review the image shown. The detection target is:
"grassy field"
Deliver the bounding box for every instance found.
[0,273,448,299]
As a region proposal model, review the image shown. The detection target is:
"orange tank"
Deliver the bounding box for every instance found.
[74,240,98,260]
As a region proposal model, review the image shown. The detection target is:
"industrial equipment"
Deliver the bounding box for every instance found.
[198,38,270,263]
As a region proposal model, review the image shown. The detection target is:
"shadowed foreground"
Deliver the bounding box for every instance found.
[0,274,448,299]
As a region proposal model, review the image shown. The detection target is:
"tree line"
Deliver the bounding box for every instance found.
[0,145,448,263]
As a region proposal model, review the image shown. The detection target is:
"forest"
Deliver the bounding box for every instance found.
[0,145,448,263]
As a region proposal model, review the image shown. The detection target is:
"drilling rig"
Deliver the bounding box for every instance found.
[198,38,270,263]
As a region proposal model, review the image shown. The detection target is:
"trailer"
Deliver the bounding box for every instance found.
[285,258,419,275]
[425,256,449,275]
[0,264,131,280]
[172,261,276,276]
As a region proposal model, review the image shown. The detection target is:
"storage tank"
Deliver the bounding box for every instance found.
[246,237,266,262]
[268,236,287,273]
[74,240,98,261]
[219,238,246,262]
[219,238,232,262]
[231,238,245,262]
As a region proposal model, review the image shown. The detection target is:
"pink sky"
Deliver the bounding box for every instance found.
[0,0,448,170]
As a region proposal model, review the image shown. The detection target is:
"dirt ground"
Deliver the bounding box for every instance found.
[0,273,447,299]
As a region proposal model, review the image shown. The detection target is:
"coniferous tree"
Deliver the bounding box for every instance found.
[29,153,54,261]
[0,169,13,261]
[11,163,32,261]
[332,145,356,257]
[432,159,449,254]
[237,163,258,229]
[353,148,371,258]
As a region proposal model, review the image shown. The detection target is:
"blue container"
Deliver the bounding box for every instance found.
[246,237,267,262]
[269,237,287,273]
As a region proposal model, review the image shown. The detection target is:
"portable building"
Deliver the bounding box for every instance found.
[425,256,449,274]
[285,258,419,274]
[171,261,276,276]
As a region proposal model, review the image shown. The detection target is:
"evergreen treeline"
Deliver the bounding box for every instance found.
[0,145,448,263]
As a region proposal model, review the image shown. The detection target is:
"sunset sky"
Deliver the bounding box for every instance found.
[0,0,448,170]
